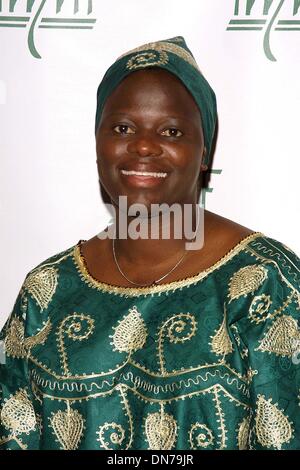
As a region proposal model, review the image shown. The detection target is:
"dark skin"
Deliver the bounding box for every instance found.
[81,69,254,286]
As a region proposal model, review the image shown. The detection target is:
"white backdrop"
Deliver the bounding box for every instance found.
[1,0,299,328]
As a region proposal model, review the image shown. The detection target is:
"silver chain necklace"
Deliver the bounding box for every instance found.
[112,208,200,287]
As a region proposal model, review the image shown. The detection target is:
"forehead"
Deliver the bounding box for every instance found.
[102,68,201,120]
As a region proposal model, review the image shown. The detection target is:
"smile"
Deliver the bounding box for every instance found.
[120,170,168,178]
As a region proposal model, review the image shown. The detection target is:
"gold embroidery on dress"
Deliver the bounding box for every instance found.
[237,415,251,450]
[110,305,148,353]
[212,386,228,449]
[157,313,197,374]
[4,317,26,358]
[256,315,300,357]
[30,365,250,399]
[249,291,296,324]
[24,319,52,349]
[0,388,36,450]
[56,313,95,376]
[49,402,85,450]
[228,265,268,302]
[144,403,178,450]
[189,423,214,449]
[4,317,52,359]
[23,266,58,310]
[249,294,272,324]
[97,422,126,449]
[28,344,249,382]
[245,242,299,292]
[210,304,233,357]
[255,395,293,449]
[246,368,258,383]
[250,238,299,283]
[96,384,134,450]
[73,232,263,297]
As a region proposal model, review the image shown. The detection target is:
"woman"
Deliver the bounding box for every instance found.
[0,36,299,450]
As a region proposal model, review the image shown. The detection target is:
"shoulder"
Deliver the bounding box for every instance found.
[0,241,80,344]
[205,211,299,291]
[16,242,78,318]
[22,241,79,306]
[26,242,77,275]
[243,234,300,292]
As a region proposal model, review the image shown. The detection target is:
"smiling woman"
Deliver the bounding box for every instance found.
[0,36,300,451]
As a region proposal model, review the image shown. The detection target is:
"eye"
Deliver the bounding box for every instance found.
[161,128,183,137]
[113,124,135,134]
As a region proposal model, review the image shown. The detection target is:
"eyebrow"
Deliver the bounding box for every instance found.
[102,112,199,125]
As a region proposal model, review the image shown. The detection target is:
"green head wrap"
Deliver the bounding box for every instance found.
[95,36,217,166]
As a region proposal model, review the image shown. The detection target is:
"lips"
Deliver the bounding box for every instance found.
[121,169,167,178]
[119,163,170,175]
[118,163,170,188]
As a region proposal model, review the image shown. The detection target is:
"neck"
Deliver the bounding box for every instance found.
[111,203,203,267]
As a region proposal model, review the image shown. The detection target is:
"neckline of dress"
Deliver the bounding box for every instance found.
[72,231,264,297]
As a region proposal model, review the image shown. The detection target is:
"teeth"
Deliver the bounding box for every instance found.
[121,170,167,178]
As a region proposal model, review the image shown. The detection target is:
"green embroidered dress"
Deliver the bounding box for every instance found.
[1,232,300,450]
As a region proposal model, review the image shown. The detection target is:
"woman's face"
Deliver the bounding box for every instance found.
[96,68,206,211]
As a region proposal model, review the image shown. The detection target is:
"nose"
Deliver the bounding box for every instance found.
[127,131,162,158]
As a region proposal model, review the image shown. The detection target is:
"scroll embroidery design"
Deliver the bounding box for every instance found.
[156,313,197,374]
[96,384,134,450]
[56,313,95,376]
[189,423,214,449]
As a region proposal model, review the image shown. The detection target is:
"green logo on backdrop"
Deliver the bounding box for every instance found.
[0,0,96,58]
[227,0,300,61]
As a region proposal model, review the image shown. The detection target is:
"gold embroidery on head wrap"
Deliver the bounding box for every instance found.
[110,305,148,353]
[144,403,178,450]
[256,315,300,357]
[126,50,169,70]
[23,266,58,310]
[49,402,85,450]
[119,40,200,72]
[228,265,268,302]
[255,395,293,449]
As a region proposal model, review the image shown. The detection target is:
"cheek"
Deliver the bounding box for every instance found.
[166,142,201,174]
[96,135,126,164]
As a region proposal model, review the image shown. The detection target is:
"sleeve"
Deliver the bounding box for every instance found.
[0,279,41,450]
[241,239,300,450]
